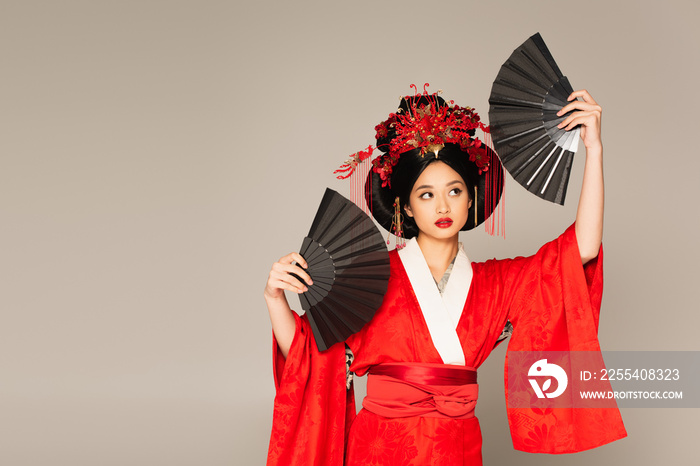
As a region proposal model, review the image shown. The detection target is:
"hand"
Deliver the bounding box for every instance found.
[557,89,603,151]
[264,252,313,300]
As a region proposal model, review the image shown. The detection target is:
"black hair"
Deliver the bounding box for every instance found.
[366,143,478,239]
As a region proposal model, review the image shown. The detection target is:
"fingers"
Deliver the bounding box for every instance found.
[280,252,313,285]
[567,89,597,105]
[559,89,600,114]
[268,270,308,294]
[557,110,600,131]
[266,252,314,295]
[280,252,308,269]
[276,262,313,285]
[557,99,602,117]
[557,90,602,130]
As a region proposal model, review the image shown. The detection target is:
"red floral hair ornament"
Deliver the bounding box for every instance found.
[336,84,491,188]
[333,146,374,179]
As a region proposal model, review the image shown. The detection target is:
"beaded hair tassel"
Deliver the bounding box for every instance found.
[483,132,505,238]
[334,148,407,250]
[333,146,374,216]
[389,196,406,250]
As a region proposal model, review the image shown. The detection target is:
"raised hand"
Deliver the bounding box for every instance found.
[264,252,313,358]
[264,252,313,299]
[559,89,605,264]
[557,89,603,151]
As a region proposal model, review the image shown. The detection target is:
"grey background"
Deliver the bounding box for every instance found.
[1,0,698,465]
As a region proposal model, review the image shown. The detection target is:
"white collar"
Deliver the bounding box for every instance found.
[399,238,472,365]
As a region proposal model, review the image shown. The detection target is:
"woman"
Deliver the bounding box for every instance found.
[264,89,626,465]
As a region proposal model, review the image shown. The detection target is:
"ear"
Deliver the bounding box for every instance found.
[468,198,473,209]
[404,203,414,218]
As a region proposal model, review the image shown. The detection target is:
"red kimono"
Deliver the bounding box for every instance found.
[267,224,626,465]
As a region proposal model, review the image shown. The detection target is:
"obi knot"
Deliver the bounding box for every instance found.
[363,363,479,420]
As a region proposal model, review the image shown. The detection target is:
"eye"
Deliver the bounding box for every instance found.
[449,188,462,196]
[418,191,433,200]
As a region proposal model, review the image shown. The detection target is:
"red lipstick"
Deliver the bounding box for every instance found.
[435,217,453,228]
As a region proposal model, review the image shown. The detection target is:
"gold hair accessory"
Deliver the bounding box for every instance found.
[390,196,406,249]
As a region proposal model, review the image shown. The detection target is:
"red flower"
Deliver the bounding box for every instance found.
[376,90,490,174]
[349,414,418,465]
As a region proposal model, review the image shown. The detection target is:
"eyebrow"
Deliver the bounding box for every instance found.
[414,180,465,191]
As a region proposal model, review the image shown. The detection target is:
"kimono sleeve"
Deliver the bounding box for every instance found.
[267,311,356,466]
[504,223,627,453]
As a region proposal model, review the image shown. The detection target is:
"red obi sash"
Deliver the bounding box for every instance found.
[363,362,479,420]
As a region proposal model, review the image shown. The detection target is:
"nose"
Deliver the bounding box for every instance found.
[436,195,450,214]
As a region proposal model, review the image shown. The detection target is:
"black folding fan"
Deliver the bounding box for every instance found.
[488,32,580,205]
[294,188,390,351]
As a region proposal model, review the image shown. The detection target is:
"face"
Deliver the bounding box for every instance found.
[404,161,472,241]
